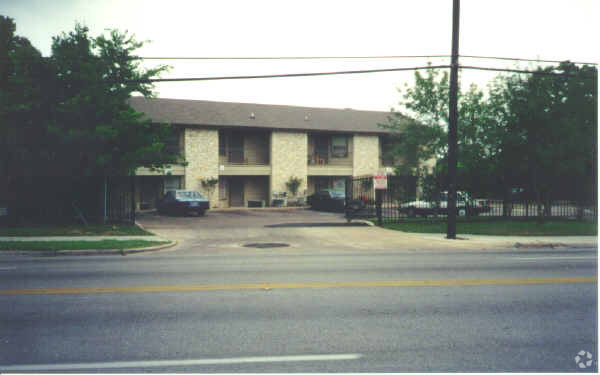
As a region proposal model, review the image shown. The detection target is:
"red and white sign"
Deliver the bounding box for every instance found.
[373,175,388,190]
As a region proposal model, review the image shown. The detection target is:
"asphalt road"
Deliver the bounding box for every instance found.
[0,246,597,373]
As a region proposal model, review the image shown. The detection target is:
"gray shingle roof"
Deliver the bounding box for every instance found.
[128,97,408,134]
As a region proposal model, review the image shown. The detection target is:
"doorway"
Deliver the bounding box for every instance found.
[229,178,244,207]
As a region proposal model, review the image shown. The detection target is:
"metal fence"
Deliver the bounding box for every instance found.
[2,176,135,226]
[105,176,136,224]
[345,175,597,225]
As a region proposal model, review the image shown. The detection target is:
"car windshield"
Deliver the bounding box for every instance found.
[330,191,345,198]
[175,190,204,200]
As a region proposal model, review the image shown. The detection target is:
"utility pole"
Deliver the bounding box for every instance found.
[447,0,460,239]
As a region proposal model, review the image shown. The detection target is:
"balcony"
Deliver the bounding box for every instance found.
[219,131,271,175]
[380,156,396,167]
[307,152,353,176]
[307,134,353,176]
[220,148,270,166]
[307,152,353,167]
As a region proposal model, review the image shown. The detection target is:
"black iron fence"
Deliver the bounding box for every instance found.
[2,175,135,226]
[346,175,597,225]
[106,176,136,224]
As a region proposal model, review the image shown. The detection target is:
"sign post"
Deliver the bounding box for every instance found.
[373,175,387,226]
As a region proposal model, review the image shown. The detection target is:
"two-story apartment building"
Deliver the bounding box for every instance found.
[129,97,412,210]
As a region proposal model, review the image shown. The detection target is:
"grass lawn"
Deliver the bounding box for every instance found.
[0,240,170,251]
[0,224,152,237]
[380,218,598,236]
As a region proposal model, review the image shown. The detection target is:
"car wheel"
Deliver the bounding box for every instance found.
[198,209,205,216]
[458,208,467,217]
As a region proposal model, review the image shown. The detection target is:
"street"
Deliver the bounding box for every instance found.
[0,245,597,372]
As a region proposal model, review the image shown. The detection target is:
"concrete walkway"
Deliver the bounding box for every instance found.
[0,235,169,242]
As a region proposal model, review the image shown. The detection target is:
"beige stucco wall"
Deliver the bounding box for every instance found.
[353,135,380,177]
[184,128,220,208]
[270,131,308,200]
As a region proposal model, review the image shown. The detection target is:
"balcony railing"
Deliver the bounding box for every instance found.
[219,149,269,165]
[380,156,396,167]
[307,152,353,167]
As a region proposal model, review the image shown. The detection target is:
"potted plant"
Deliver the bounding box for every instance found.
[285,176,303,206]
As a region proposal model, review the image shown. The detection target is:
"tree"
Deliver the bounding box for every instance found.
[488,63,597,218]
[382,62,597,220]
[380,67,499,197]
[0,17,186,223]
[1,19,184,178]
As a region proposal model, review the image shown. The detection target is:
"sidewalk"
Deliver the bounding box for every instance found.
[0,235,169,242]
[410,233,598,249]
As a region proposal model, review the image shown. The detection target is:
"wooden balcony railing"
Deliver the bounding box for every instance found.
[219,149,269,165]
[380,156,396,167]
[307,152,353,167]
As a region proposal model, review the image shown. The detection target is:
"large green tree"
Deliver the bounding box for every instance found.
[381,62,597,213]
[381,67,500,198]
[488,63,597,212]
[1,17,184,178]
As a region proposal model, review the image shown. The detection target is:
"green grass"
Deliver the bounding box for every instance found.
[0,224,152,237]
[380,219,598,236]
[0,240,170,251]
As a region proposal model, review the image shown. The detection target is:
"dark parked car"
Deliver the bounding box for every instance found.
[307,189,347,212]
[157,190,209,216]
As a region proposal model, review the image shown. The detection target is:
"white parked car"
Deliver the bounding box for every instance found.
[399,190,491,217]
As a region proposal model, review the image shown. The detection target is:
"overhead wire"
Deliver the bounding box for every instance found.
[133,64,596,83]
[137,55,451,60]
[137,65,451,83]
[137,54,597,66]
[460,65,597,79]
[460,55,597,66]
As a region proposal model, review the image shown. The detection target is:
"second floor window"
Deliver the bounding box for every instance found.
[331,136,348,158]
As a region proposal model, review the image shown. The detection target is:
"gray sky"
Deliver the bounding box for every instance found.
[3,0,598,111]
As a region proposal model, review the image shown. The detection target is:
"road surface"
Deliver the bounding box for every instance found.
[0,246,597,372]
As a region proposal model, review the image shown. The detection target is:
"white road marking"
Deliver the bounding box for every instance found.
[0,267,16,271]
[515,256,597,261]
[0,354,362,371]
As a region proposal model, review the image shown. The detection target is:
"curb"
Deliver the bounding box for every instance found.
[1,240,178,257]
[352,220,376,227]
[513,242,597,249]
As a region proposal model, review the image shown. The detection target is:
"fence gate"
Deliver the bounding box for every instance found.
[106,176,136,224]
[346,175,417,225]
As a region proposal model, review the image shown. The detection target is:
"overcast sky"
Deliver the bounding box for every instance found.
[3,0,598,111]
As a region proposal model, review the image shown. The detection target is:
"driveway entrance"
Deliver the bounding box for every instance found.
[135,208,497,254]
[136,209,367,253]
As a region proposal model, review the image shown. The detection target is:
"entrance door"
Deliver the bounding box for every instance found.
[229,178,244,207]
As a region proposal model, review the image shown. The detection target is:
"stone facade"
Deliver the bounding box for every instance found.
[352,135,380,177]
[137,128,401,209]
[184,128,220,208]
[270,131,308,201]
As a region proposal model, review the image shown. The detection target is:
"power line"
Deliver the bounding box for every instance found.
[137,55,451,60]
[136,54,597,66]
[461,55,597,66]
[460,65,597,79]
[136,65,451,83]
[132,63,595,83]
